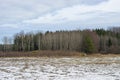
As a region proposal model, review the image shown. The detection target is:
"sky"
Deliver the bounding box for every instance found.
[0,0,120,42]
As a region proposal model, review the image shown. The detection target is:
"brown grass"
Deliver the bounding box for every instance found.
[0,50,119,57]
[85,53,120,58]
[0,50,86,57]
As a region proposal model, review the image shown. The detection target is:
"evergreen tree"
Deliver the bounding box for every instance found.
[82,35,95,53]
[107,38,112,47]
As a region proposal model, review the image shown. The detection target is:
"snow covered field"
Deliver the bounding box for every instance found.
[0,56,120,80]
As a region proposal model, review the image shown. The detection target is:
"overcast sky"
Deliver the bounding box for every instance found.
[0,0,120,42]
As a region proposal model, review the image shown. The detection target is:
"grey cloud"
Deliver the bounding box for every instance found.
[81,0,109,5]
[0,0,108,24]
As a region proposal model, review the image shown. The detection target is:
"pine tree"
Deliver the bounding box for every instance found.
[82,35,95,53]
[107,38,112,47]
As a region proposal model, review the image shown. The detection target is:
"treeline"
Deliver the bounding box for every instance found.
[0,27,120,54]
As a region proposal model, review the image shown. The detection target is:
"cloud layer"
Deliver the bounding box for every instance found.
[0,0,109,25]
[24,0,120,25]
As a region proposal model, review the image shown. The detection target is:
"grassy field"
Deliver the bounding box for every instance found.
[0,50,86,57]
[0,57,120,80]
[0,50,120,57]
[0,51,120,80]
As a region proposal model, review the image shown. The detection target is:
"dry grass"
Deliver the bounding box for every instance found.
[85,53,120,58]
[0,50,86,57]
[0,51,120,57]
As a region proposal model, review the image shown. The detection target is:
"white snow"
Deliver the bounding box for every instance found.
[0,57,120,80]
